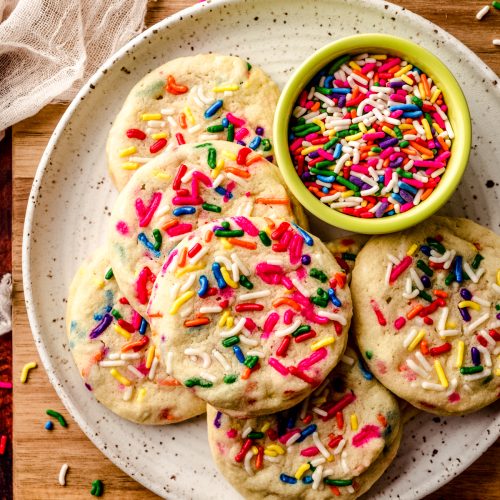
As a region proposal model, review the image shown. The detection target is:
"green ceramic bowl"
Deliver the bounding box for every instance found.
[273,34,471,234]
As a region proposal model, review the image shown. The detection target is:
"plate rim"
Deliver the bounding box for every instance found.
[21,0,500,498]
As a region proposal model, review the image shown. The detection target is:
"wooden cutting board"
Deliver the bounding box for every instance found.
[12,1,500,498]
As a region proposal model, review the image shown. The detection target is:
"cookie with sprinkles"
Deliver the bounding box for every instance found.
[66,248,205,424]
[351,216,500,414]
[206,347,401,499]
[107,54,279,190]
[326,234,370,280]
[108,140,307,317]
[147,216,352,417]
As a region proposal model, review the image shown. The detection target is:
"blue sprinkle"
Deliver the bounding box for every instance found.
[93,313,103,321]
[321,187,329,193]
[291,223,314,246]
[280,473,297,484]
[45,421,53,430]
[198,275,209,297]
[139,318,148,335]
[317,175,336,183]
[328,288,342,307]
[471,347,481,366]
[324,76,333,88]
[248,136,262,150]
[297,423,317,442]
[233,345,245,363]
[330,88,350,95]
[398,181,418,195]
[420,245,432,256]
[386,210,395,216]
[214,186,233,199]
[421,275,431,288]
[455,255,463,283]
[221,117,229,127]
[302,476,314,485]
[389,104,420,112]
[333,142,342,159]
[401,110,423,118]
[390,192,404,204]
[173,206,196,216]
[204,99,223,118]
[212,262,227,289]
[301,255,311,265]
[358,359,374,380]
[138,233,161,258]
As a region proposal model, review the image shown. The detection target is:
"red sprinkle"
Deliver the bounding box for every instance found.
[276,336,291,357]
[430,342,451,356]
[126,128,146,140]
[117,319,135,333]
[236,147,252,165]
[234,303,264,313]
[370,299,387,326]
[149,138,167,153]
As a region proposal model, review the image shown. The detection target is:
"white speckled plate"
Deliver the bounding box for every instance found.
[23,0,500,498]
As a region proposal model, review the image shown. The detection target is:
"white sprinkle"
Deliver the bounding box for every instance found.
[443,249,456,270]
[212,349,230,371]
[160,107,175,115]
[440,329,461,338]
[464,313,489,334]
[99,360,126,367]
[220,317,246,338]
[421,381,446,391]
[312,407,328,417]
[463,368,492,381]
[407,358,429,378]
[188,124,201,134]
[243,451,254,476]
[127,365,145,379]
[437,307,449,332]
[285,431,301,447]
[387,253,400,265]
[108,352,120,360]
[264,455,280,463]
[312,465,323,490]
[196,85,214,105]
[477,345,492,367]
[242,425,253,438]
[347,486,355,494]
[231,252,250,276]
[169,282,181,300]
[184,348,211,368]
[199,306,223,315]
[410,267,424,290]
[341,354,355,366]
[446,378,458,396]
[313,431,331,459]
[291,277,310,297]
[320,192,341,203]
[333,438,346,455]
[429,249,449,262]
[231,262,240,283]
[199,371,217,383]
[165,351,173,375]
[415,351,432,371]
[492,283,500,294]
[212,173,225,189]
[403,328,418,348]
[179,304,193,318]
[189,245,209,264]
[275,319,302,337]
[128,156,151,164]
[238,290,271,302]
[148,357,159,380]
[317,310,347,325]
[122,385,133,401]
[239,335,259,347]
[494,39,500,46]
[246,350,264,357]
[147,120,165,128]
[341,450,350,473]
[180,273,196,292]
[58,463,69,486]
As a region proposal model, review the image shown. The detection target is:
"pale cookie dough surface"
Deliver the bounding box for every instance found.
[148,216,352,417]
[109,140,306,317]
[66,248,205,424]
[206,347,401,499]
[107,53,280,190]
[351,216,500,415]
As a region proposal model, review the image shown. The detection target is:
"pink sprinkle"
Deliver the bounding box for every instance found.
[136,192,162,227]
[290,138,303,152]
[233,216,259,236]
[295,266,307,280]
[278,428,301,444]
[389,256,412,283]
[283,309,295,325]
[227,428,238,438]
[115,221,129,235]
[352,425,381,447]
[131,310,142,330]
[192,170,212,188]
[378,57,401,72]
[163,249,178,271]
[394,316,406,330]
[166,223,192,237]
[305,132,320,142]
[402,177,425,189]
[297,347,328,370]
[226,113,245,127]
[412,160,445,168]
[316,149,334,161]
[300,446,320,457]
[136,267,153,305]
[244,318,257,333]
[234,127,249,141]
[0,382,12,389]
[268,357,289,376]
[380,147,394,160]
[448,392,460,403]
[289,233,304,265]
[400,202,414,213]
[172,195,203,206]
[262,312,280,338]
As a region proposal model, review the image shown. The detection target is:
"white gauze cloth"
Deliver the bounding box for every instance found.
[0,0,148,131]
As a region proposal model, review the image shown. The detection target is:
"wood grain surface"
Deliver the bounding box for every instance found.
[12,0,499,498]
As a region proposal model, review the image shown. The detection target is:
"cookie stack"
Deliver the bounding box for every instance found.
[66,54,500,498]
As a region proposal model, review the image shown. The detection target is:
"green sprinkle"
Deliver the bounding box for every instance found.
[445,272,456,286]
[471,253,484,270]
[184,377,213,388]
[239,275,254,289]
[396,168,412,179]
[207,124,224,133]
[481,375,494,385]
[493,0,500,8]
[207,147,217,169]
[425,112,433,124]
[310,268,328,283]
[222,336,240,348]
[294,125,321,137]
[316,86,333,95]
[315,161,336,169]
[416,259,434,277]
[90,480,104,497]
[418,290,433,302]
[317,288,328,297]
[333,175,360,192]
[224,374,238,384]
[110,308,122,320]
[247,431,265,439]
[46,409,67,427]
[152,228,162,251]
[291,325,311,338]
[247,62,252,70]
[214,229,244,238]
[202,202,222,213]
[371,146,382,153]
[244,356,259,369]
[399,140,409,148]
[336,129,352,138]
[194,142,211,148]
[426,237,446,255]
[393,126,403,139]
[365,351,373,360]
[310,296,328,308]
[221,221,230,230]
[104,267,113,280]
[292,123,315,132]
[411,96,423,107]
[226,123,235,142]
[324,478,353,486]
[341,252,356,261]
[310,168,336,177]
[328,54,350,74]
[261,138,272,151]
[496,304,500,311]
[324,137,339,150]
[259,231,271,246]
[460,366,483,375]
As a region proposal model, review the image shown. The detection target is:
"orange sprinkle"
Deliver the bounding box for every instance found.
[311,101,321,112]
[224,166,251,178]
[335,272,346,289]
[227,238,257,250]
[158,377,181,387]
[376,414,387,427]
[407,304,424,320]
[178,113,187,129]
[420,339,429,355]
[178,247,188,267]
[409,141,433,157]
[255,198,290,205]
[162,219,179,231]
[121,339,147,353]
[147,311,163,318]
[352,86,360,99]
[184,317,210,327]
[331,183,347,192]
[241,367,252,380]
[205,230,213,243]
[421,73,431,99]
[421,188,433,201]
[353,70,369,81]
[263,217,276,229]
[401,147,417,156]
[433,290,448,298]
[329,486,341,496]
[272,297,301,311]
[388,65,400,74]
[246,154,264,166]
[382,158,390,168]
[437,136,449,151]
[350,109,357,119]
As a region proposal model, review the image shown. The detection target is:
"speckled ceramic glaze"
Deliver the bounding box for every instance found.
[23,0,499,498]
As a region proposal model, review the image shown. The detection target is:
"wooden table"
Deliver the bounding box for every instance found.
[12,0,500,498]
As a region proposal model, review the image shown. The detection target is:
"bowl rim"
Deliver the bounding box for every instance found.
[273,33,472,234]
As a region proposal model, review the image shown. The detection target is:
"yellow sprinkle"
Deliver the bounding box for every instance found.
[422,118,433,140]
[218,310,230,327]
[110,368,132,386]
[495,369,500,377]
[260,422,271,433]
[341,190,355,198]
[220,238,233,250]
[266,444,285,455]
[344,160,353,167]
[325,129,336,137]
[210,158,225,179]
[418,82,426,99]
[151,132,168,140]
[251,445,259,455]
[408,329,426,352]
[345,132,363,141]
[92,277,105,289]
[400,74,413,85]
[382,126,397,138]
[146,346,156,369]
[445,321,457,329]
[212,84,239,92]
[358,122,367,133]
[174,263,205,278]
[406,243,418,256]
[496,269,500,286]
[434,360,448,388]
[361,200,368,207]
[301,145,322,156]
[242,81,250,88]
[421,154,434,160]
[264,449,278,457]
[367,151,378,157]
[113,324,132,340]
[430,88,441,104]
[141,113,162,121]
[311,337,335,351]
[294,463,311,480]
[372,54,388,60]
[222,150,237,160]
[136,388,146,402]
[432,123,444,134]
[121,162,140,170]
[399,124,413,130]
[458,300,481,311]
[226,316,234,328]
[119,146,137,157]
[350,414,358,431]
[326,455,334,462]
[394,64,413,77]
[169,291,195,315]
[455,340,465,368]
[183,106,195,125]
[221,267,238,288]
[20,361,37,383]
[348,61,361,70]
[153,170,171,180]
[312,119,325,132]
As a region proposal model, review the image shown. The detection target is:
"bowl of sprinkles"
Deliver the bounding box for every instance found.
[274,34,471,234]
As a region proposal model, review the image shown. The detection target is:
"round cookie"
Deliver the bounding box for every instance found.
[66,248,205,424]
[206,347,401,499]
[107,54,280,190]
[351,216,500,415]
[148,216,352,417]
[109,140,307,317]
